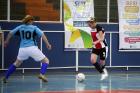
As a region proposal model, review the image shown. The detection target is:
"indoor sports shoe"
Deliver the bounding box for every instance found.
[100,68,108,81]
[100,73,107,81]
[2,77,8,83]
[38,74,48,82]
[103,68,108,77]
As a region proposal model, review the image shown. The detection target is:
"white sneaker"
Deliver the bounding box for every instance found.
[100,68,108,81]
[103,68,108,77]
[100,73,107,81]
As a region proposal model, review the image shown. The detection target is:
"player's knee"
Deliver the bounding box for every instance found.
[13,59,22,67]
[41,57,49,64]
[91,58,96,64]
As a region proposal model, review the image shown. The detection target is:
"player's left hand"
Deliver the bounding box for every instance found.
[47,44,52,50]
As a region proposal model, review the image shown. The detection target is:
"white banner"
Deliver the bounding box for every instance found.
[64,0,94,48]
[118,0,140,49]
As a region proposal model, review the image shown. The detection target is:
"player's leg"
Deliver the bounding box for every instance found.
[40,58,49,75]
[3,59,23,83]
[91,48,104,73]
[100,46,108,68]
[99,48,108,80]
[30,46,49,82]
[38,57,49,82]
[3,47,28,83]
[100,59,108,80]
[91,53,104,73]
[100,47,108,73]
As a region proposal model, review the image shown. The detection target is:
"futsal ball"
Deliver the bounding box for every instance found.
[76,73,85,82]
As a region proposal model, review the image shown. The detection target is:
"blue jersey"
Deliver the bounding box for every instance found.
[10,24,43,48]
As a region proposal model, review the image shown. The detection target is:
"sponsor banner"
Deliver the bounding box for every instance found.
[64,0,94,48]
[118,0,140,49]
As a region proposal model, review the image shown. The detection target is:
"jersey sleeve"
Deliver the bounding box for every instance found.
[96,25,105,33]
[35,27,43,37]
[10,25,21,35]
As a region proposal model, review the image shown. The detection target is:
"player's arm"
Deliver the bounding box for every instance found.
[35,27,51,50]
[42,33,51,50]
[93,31,104,45]
[4,26,20,47]
[4,32,13,47]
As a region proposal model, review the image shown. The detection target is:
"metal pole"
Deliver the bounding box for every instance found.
[60,0,63,22]
[107,0,110,23]
[76,50,79,72]
[7,0,10,21]
[110,33,112,67]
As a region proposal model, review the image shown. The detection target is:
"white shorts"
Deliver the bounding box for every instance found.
[17,46,46,61]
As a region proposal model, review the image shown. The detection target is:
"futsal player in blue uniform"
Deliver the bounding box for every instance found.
[3,15,51,83]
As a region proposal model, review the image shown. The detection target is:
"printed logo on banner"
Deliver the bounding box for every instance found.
[64,0,94,49]
[118,0,140,49]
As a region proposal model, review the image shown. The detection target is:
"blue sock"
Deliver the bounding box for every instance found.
[40,63,48,75]
[5,64,16,79]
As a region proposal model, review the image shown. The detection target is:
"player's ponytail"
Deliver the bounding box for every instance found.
[22,15,34,24]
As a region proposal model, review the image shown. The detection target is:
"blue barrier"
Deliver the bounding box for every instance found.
[0,22,140,71]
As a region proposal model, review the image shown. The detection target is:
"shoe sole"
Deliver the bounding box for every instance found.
[100,74,108,81]
[38,76,48,82]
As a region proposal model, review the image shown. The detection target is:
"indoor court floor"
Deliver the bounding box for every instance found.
[0,71,140,93]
